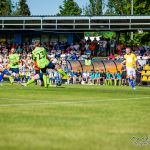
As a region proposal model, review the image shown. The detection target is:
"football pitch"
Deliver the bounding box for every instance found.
[0,84,150,150]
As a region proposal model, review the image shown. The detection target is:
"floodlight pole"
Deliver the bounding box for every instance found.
[131,0,134,46]
[131,0,134,16]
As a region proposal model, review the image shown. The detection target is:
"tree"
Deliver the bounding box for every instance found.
[105,0,150,45]
[83,0,103,15]
[16,0,30,16]
[106,0,150,15]
[58,0,82,16]
[134,0,150,15]
[0,0,12,16]
[106,0,131,15]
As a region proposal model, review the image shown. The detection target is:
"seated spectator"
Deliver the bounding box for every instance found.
[116,71,122,86]
[88,70,95,84]
[105,71,112,86]
[82,70,89,84]
[94,70,100,85]
[75,70,82,84]
[99,70,106,85]
[111,72,117,86]
[108,53,115,60]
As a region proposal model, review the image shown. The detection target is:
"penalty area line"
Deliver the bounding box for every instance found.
[0,97,149,107]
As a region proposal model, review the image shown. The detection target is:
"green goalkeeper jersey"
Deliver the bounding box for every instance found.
[9,53,19,68]
[32,47,49,69]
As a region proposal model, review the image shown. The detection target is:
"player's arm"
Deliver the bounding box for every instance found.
[133,55,137,69]
[121,57,126,66]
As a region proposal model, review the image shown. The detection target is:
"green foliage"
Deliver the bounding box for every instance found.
[0,0,12,16]
[58,0,82,16]
[106,0,150,15]
[85,32,116,39]
[0,0,30,16]
[16,0,30,16]
[106,0,150,45]
[106,0,131,15]
[134,0,150,15]
[83,0,102,15]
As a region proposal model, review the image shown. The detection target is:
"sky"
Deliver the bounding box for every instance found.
[12,0,89,15]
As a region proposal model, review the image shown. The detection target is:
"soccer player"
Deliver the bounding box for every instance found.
[122,47,137,90]
[8,48,20,84]
[0,63,12,85]
[22,40,69,88]
[0,64,4,86]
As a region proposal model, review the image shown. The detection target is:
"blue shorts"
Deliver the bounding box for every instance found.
[39,73,43,80]
[41,62,55,73]
[0,73,3,81]
[3,70,11,76]
[10,68,19,74]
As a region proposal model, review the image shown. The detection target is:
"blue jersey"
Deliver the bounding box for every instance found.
[95,73,100,78]
[70,72,76,77]
[90,73,95,79]
[0,72,3,82]
[117,73,122,79]
[3,69,11,76]
[111,73,116,79]
[106,73,111,79]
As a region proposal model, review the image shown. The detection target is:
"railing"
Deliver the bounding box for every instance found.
[0,16,150,31]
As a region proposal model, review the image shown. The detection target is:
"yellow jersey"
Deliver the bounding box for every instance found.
[124,53,136,67]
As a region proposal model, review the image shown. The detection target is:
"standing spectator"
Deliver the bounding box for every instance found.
[100,70,106,85]
[121,65,127,86]
[94,70,100,85]
[75,70,82,84]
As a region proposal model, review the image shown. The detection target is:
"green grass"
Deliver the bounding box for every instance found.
[0,84,150,150]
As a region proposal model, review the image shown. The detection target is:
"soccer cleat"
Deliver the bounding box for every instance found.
[62,75,70,79]
[132,87,136,90]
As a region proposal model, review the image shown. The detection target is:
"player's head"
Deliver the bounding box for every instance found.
[32,40,40,48]
[126,47,131,54]
[10,48,15,54]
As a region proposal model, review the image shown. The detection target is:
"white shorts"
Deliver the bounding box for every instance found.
[126,67,136,77]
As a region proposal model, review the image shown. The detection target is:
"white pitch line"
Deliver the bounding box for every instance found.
[0,97,149,107]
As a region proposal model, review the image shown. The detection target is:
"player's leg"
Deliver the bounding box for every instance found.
[110,78,112,86]
[41,67,48,88]
[114,79,117,86]
[22,74,40,86]
[13,68,21,84]
[127,67,135,89]
[54,63,69,79]
[105,79,107,85]
[8,69,14,84]
[0,72,3,86]
[2,69,13,84]
[118,79,121,86]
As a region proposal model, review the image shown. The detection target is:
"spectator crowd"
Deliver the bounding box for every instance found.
[0,37,150,86]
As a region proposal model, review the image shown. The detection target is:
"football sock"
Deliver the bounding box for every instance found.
[43,74,47,88]
[9,76,14,84]
[26,79,35,86]
[129,78,135,88]
[57,69,69,79]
